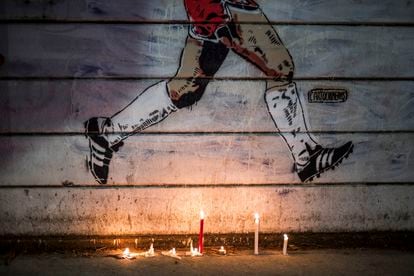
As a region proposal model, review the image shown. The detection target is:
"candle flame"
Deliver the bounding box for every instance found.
[284,234,288,240]
[254,213,260,223]
[123,248,130,257]
[200,210,205,219]
[172,248,176,255]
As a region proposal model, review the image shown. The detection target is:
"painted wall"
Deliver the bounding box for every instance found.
[0,0,413,235]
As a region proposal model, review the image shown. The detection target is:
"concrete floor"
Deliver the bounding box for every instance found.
[1,249,414,275]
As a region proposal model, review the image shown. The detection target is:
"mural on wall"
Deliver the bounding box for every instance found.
[84,0,354,184]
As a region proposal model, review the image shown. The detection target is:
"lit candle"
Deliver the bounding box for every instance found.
[219,246,226,255]
[161,247,182,260]
[185,239,202,256]
[254,213,260,255]
[199,210,205,254]
[123,248,131,259]
[283,234,288,255]
[170,248,182,259]
[145,243,155,257]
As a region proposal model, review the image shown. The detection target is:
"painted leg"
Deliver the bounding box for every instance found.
[84,81,177,184]
[265,82,353,182]
[84,36,228,184]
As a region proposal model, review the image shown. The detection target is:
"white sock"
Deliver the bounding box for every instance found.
[104,81,177,147]
[265,82,318,166]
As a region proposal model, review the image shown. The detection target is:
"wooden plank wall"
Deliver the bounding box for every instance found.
[0,0,413,235]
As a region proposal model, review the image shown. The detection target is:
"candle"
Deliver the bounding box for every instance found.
[186,239,202,256]
[171,248,182,259]
[136,243,156,258]
[122,247,136,259]
[145,243,155,257]
[283,234,288,255]
[161,248,182,260]
[254,213,260,255]
[123,248,130,257]
[218,246,226,255]
[199,210,205,254]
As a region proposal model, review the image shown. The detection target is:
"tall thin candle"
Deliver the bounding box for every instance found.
[283,234,288,255]
[199,210,205,254]
[254,213,260,255]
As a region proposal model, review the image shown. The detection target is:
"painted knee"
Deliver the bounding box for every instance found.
[267,58,294,85]
[168,79,209,109]
[172,88,205,108]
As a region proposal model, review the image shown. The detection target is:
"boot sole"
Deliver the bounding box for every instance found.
[304,143,354,183]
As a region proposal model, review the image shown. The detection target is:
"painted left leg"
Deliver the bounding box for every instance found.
[84,37,228,185]
[84,81,177,184]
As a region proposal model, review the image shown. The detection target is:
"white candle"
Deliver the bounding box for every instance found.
[254,213,260,255]
[161,248,182,260]
[123,248,132,259]
[146,243,155,257]
[283,234,288,255]
[185,239,202,257]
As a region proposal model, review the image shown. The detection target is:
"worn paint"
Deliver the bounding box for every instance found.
[1,0,414,23]
[0,133,412,185]
[1,80,413,133]
[0,25,413,78]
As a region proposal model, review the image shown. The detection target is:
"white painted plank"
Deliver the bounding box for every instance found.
[0,133,412,185]
[1,0,413,23]
[0,24,413,78]
[0,185,413,235]
[1,80,413,133]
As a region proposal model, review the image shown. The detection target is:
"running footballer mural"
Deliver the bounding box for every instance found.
[84,0,354,184]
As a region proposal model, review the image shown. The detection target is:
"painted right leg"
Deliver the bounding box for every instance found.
[227,6,353,182]
[265,82,353,182]
[85,37,228,184]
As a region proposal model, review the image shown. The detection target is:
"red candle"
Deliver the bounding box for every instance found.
[199,210,205,254]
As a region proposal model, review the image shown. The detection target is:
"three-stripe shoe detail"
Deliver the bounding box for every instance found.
[315,148,335,173]
[85,117,123,185]
[297,141,354,183]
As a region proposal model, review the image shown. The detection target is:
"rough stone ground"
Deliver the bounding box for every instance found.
[1,249,414,275]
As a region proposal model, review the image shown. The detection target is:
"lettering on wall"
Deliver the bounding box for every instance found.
[308,88,348,103]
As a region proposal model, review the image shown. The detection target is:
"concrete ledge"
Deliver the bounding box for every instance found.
[1,232,414,254]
